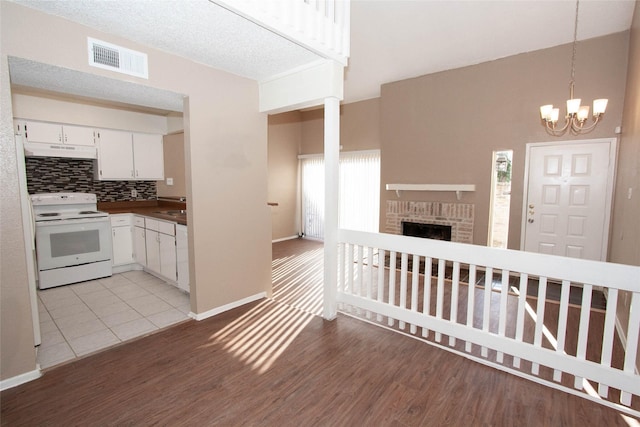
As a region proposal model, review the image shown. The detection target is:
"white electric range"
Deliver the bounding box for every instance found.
[31,193,112,289]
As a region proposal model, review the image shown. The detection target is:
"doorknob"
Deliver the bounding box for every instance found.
[529,204,534,209]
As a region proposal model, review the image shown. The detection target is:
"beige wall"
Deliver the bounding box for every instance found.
[611,3,640,268]
[268,99,380,240]
[380,32,629,248]
[282,33,632,255]
[1,2,271,381]
[299,98,381,154]
[268,111,302,241]
[157,132,187,198]
[1,55,37,382]
[614,0,640,369]
[11,92,169,134]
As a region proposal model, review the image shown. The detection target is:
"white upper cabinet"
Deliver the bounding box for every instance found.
[95,130,164,181]
[95,129,135,180]
[22,121,95,146]
[132,133,164,180]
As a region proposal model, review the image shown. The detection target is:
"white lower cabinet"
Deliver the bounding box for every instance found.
[143,218,177,282]
[133,216,147,266]
[176,224,189,292]
[159,232,177,281]
[117,214,185,290]
[111,214,134,266]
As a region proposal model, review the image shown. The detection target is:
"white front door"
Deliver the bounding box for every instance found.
[522,139,616,261]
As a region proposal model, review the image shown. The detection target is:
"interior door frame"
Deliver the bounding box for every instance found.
[520,137,618,261]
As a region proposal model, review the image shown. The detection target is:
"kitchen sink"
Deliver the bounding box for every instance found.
[153,210,186,216]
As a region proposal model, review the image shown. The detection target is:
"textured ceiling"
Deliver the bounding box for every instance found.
[11,0,320,81]
[8,0,636,113]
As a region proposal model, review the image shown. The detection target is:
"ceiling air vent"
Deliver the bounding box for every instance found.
[88,37,148,79]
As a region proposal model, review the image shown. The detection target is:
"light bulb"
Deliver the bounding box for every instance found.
[593,99,608,116]
[567,98,581,115]
[577,106,589,121]
[540,105,553,121]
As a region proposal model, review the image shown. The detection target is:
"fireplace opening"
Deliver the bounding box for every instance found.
[402,221,452,241]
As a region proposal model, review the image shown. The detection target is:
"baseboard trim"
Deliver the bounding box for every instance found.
[189,292,267,321]
[272,235,299,243]
[111,263,143,274]
[0,367,42,391]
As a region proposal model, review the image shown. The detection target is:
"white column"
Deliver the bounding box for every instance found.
[323,96,340,320]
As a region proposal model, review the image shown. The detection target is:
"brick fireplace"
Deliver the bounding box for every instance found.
[385,200,474,244]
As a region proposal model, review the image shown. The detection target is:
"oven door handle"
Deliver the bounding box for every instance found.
[35,217,110,227]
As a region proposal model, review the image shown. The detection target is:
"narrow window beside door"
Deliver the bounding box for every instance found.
[488,150,512,248]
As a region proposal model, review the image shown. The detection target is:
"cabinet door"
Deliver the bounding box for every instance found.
[96,129,134,180]
[62,125,95,146]
[133,226,147,267]
[132,133,164,180]
[176,225,189,292]
[159,232,177,281]
[24,121,63,144]
[112,226,134,266]
[145,229,161,274]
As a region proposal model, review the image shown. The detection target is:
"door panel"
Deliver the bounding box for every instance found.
[97,129,134,179]
[63,125,95,146]
[523,140,614,261]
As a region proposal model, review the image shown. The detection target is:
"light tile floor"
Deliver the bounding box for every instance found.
[37,270,191,369]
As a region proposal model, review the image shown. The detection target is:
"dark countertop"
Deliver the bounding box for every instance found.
[98,200,187,225]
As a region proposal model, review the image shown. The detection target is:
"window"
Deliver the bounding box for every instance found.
[488,150,513,248]
[300,150,380,239]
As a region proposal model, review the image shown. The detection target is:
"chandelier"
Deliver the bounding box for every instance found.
[539,0,608,136]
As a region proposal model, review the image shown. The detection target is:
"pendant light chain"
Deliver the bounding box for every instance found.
[539,0,608,136]
[569,0,579,97]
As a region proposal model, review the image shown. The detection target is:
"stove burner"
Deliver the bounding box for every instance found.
[78,211,99,215]
[38,213,60,217]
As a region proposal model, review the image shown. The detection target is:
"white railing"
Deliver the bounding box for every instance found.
[213,0,350,65]
[337,229,640,417]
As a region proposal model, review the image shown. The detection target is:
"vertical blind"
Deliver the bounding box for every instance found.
[300,156,325,239]
[300,150,380,239]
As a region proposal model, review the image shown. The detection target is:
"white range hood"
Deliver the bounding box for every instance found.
[23,141,97,159]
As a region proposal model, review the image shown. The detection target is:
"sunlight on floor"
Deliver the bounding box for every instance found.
[198,246,324,374]
[206,299,315,374]
[272,247,324,315]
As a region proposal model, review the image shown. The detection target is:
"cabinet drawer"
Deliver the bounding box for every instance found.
[145,218,159,232]
[134,215,146,228]
[158,220,175,236]
[110,214,132,227]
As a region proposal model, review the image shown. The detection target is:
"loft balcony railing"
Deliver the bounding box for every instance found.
[213,0,350,65]
[336,229,640,418]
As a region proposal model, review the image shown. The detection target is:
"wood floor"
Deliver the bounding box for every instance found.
[1,238,636,426]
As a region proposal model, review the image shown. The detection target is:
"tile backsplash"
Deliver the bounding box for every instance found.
[26,157,157,202]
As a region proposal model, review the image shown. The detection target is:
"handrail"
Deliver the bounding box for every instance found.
[336,229,640,418]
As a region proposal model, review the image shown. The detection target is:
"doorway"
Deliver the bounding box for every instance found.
[521,139,617,261]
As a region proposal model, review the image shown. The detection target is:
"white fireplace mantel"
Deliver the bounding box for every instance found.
[385,184,476,200]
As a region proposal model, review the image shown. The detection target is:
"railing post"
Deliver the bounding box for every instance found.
[323,96,340,320]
